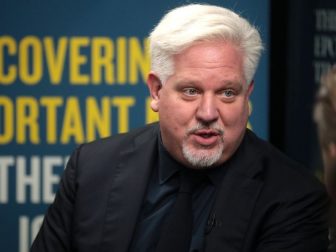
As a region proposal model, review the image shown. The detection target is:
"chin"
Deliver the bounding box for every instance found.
[182,145,224,168]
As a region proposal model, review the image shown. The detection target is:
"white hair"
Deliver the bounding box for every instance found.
[149,4,264,85]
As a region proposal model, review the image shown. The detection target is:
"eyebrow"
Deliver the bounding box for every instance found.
[175,78,243,86]
[174,80,245,95]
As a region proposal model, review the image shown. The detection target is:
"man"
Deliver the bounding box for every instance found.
[314,65,336,251]
[31,4,329,252]
[314,65,336,202]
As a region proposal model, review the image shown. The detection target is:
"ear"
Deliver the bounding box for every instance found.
[247,80,254,96]
[147,72,162,112]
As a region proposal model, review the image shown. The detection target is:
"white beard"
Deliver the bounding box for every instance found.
[182,143,224,168]
[182,123,224,168]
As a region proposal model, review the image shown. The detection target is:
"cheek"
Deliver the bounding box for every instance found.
[158,101,195,152]
[220,102,249,127]
[161,93,194,118]
[168,110,193,132]
[159,98,193,131]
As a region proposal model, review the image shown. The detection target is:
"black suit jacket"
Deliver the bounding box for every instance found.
[31,123,329,252]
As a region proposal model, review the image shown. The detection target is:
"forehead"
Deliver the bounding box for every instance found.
[170,41,245,85]
[175,41,242,65]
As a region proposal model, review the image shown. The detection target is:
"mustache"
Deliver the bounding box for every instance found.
[187,123,224,136]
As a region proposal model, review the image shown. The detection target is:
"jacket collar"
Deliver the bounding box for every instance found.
[205,130,265,252]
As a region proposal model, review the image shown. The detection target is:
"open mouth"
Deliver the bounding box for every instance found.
[191,129,222,146]
[198,132,219,138]
[195,129,221,137]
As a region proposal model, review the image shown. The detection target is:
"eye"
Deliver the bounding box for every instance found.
[222,89,235,98]
[183,87,199,96]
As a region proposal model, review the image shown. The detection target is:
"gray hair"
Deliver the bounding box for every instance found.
[149,4,264,85]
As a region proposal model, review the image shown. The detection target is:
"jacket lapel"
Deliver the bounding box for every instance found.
[205,130,265,252]
[100,126,159,252]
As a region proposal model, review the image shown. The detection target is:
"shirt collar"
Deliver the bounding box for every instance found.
[206,132,250,186]
[158,135,181,185]
[206,164,228,187]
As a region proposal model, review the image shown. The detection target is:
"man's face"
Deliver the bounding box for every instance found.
[147,41,253,168]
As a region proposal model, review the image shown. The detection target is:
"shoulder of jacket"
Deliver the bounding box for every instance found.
[244,130,324,195]
[79,122,158,151]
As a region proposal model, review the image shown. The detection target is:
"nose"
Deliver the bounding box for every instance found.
[196,94,219,124]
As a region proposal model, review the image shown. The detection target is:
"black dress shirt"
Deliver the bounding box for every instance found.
[129,137,227,252]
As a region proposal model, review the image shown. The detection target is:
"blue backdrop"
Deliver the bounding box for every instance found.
[0,1,269,251]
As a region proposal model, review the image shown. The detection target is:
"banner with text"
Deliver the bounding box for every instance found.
[0,1,269,251]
